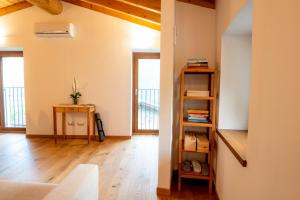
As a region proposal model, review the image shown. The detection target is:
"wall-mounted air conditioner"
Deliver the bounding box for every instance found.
[34,23,75,38]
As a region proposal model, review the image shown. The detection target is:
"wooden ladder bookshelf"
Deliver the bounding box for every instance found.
[178,67,217,194]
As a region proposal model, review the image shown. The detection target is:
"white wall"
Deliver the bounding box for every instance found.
[0,2,160,136]
[172,1,216,169]
[246,0,300,199]
[216,0,300,199]
[216,0,247,66]
[158,0,217,191]
[218,1,252,130]
[157,0,175,191]
[218,35,251,129]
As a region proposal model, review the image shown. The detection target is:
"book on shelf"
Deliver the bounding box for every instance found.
[187,63,208,67]
[187,62,208,65]
[187,58,208,69]
[188,114,209,118]
[188,116,207,120]
[188,113,209,116]
[187,109,209,123]
[188,114,208,118]
[187,58,208,64]
[187,109,209,114]
[187,119,209,123]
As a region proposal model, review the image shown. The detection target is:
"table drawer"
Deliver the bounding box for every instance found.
[78,107,89,112]
[65,107,79,112]
[54,107,65,112]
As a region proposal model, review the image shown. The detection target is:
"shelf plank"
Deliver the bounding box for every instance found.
[182,149,209,154]
[180,171,210,180]
[184,96,215,100]
[183,67,216,74]
[182,119,213,127]
[184,96,215,101]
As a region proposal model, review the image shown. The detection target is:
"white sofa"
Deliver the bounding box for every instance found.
[0,164,99,200]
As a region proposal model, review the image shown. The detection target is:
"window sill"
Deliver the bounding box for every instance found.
[216,129,248,167]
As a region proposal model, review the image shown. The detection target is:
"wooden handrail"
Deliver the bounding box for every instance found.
[216,129,247,167]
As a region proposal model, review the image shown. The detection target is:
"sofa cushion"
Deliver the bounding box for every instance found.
[43,164,99,200]
[0,180,56,200]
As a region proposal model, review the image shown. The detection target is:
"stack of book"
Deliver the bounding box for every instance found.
[187,109,209,123]
[187,58,208,68]
[186,90,210,97]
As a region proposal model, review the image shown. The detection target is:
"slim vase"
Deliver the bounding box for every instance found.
[73,99,78,105]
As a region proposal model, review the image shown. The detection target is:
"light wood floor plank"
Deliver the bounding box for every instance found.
[0,133,217,200]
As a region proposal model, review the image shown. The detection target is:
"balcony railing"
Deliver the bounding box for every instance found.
[138,89,159,130]
[3,87,26,128]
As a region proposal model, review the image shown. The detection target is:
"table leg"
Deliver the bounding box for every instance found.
[92,111,95,137]
[53,108,57,144]
[87,111,90,144]
[62,112,66,140]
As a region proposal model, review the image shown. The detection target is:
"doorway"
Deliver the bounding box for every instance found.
[0,51,26,131]
[133,52,160,134]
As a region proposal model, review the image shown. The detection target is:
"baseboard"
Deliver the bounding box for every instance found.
[26,134,53,138]
[133,132,159,135]
[0,129,26,133]
[26,134,89,139]
[156,187,171,196]
[26,134,131,140]
[106,135,132,139]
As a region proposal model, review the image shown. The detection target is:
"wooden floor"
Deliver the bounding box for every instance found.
[0,134,217,200]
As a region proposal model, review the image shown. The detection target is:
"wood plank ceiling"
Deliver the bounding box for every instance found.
[0,0,215,30]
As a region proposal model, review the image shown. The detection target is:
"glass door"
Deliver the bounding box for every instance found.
[133,52,160,134]
[0,52,25,130]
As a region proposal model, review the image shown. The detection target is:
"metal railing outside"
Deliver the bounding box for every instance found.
[138,89,159,130]
[3,87,26,128]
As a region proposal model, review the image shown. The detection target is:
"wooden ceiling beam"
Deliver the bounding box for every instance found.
[177,0,215,9]
[63,0,160,30]
[25,0,63,14]
[0,1,32,16]
[0,0,161,30]
[120,0,161,12]
[77,0,160,23]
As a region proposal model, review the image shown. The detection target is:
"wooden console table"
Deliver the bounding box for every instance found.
[53,104,96,144]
